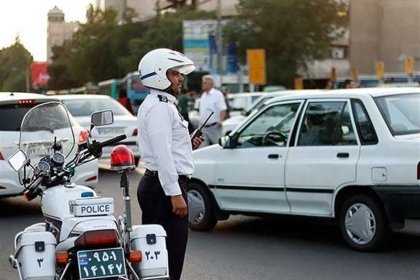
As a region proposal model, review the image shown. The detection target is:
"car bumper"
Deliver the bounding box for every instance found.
[373,185,420,228]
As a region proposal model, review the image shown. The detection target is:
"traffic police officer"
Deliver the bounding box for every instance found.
[136,48,204,280]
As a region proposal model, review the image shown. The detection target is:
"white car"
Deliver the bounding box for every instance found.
[0,92,98,197]
[187,87,420,252]
[56,95,141,166]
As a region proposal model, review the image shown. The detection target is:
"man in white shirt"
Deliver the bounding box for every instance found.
[199,75,227,147]
[136,48,204,280]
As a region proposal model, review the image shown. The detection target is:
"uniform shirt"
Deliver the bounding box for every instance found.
[199,87,227,124]
[137,89,194,196]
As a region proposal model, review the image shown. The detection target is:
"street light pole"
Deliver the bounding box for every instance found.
[216,0,222,87]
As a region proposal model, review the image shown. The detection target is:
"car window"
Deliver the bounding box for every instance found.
[352,100,377,144]
[0,105,32,131]
[236,102,301,148]
[61,98,130,117]
[297,101,357,146]
[375,93,420,135]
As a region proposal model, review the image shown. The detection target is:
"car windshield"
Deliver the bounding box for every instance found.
[375,93,420,135]
[62,97,130,117]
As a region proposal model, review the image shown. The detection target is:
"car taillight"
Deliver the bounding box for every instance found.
[75,229,119,248]
[85,176,97,182]
[132,128,138,136]
[79,129,89,145]
[0,150,4,160]
[417,162,420,180]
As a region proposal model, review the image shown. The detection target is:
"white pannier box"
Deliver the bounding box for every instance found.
[15,231,56,280]
[131,224,169,279]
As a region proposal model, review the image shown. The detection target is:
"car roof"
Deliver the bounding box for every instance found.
[0,92,58,103]
[227,92,265,97]
[266,87,420,105]
[53,94,112,100]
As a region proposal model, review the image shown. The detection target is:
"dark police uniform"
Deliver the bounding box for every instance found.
[136,89,193,280]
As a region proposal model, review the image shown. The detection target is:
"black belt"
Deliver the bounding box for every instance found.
[144,169,191,183]
[204,122,218,128]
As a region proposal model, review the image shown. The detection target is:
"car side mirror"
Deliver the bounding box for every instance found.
[90,110,114,132]
[8,150,28,171]
[219,135,235,149]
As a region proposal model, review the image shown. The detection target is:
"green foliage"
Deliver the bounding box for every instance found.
[48,6,214,89]
[224,0,348,87]
[0,37,32,91]
[47,1,347,89]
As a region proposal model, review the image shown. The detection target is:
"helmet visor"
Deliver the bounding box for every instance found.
[176,64,196,75]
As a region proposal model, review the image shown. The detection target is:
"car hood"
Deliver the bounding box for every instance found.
[193,144,223,161]
[394,133,420,142]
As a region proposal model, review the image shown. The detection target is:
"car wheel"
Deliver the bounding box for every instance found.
[339,195,389,252]
[186,182,217,231]
[134,157,140,167]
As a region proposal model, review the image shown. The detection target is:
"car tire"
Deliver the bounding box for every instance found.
[339,194,389,252]
[186,182,217,231]
[134,157,140,167]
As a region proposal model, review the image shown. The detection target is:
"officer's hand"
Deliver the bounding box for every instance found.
[192,135,205,150]
[171,195,188,217]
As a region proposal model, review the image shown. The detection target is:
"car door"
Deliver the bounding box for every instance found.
[213,101,303,214]
[285,99,360,216]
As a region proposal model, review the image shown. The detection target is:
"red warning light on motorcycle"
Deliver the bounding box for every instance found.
[110,145,135,170]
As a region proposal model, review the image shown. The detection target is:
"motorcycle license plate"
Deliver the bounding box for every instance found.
[77,247,126,279]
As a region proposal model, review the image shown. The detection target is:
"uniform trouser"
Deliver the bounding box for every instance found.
[137,175,189,280]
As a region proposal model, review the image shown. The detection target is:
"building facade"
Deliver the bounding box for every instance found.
[350,0,420,75]
[47,6,79,62]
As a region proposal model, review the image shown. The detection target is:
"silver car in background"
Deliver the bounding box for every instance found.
[56,94,141,166]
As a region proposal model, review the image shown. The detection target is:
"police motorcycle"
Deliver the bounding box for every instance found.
[7,101,169,280]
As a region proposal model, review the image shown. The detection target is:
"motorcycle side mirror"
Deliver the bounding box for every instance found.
[90,110,114,132]
[8,150,28,172]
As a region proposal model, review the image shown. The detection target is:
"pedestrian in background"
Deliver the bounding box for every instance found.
[221,86,231,119]
[136,48,204,280]
[199,75,227,147]
[177,89,194,133]
[117,88,135,115]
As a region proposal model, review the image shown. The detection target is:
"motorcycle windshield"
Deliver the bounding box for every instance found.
[19,102,76,167]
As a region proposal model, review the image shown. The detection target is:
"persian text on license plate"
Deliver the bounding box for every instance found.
[77,247,126,279]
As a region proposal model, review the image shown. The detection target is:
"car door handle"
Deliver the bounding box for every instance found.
[337,152,349,158]
[268,154,279,159]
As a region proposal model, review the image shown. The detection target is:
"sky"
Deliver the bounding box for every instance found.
[0,0,97,61]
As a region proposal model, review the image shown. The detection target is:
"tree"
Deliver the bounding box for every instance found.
[224,0,348,87]
[48,6,214,89]
[0,37,32,91]
[119,8,215,75]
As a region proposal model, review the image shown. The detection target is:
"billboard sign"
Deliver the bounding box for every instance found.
[31,62,50,87]
[183,20,236,73]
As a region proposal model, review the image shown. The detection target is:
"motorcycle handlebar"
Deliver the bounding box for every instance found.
[99,134,127,148]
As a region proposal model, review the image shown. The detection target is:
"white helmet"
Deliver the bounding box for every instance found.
[138,48,195,90]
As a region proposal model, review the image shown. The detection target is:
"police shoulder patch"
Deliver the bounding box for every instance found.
[158,95,168,103]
